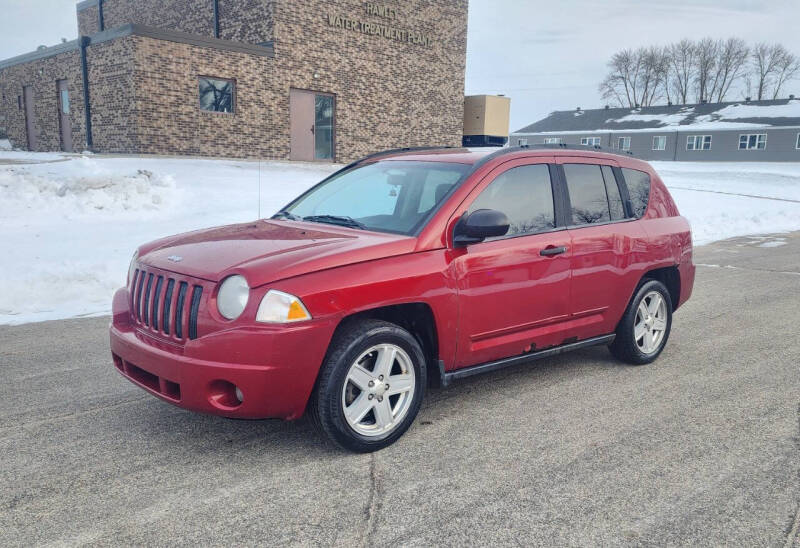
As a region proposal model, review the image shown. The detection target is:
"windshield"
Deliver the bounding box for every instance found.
[276,160,469,235]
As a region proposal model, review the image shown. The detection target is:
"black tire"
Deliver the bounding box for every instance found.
[310,319,426,452]
[609,279,673,365]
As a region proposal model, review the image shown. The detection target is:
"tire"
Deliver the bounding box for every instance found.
[310,319,426,452]
[609,279,673,365]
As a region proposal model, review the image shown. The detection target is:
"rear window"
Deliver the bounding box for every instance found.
[621,168,651,218]
[563,164,611,225]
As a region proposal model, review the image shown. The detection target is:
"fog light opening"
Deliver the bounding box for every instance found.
[208,380,244,409]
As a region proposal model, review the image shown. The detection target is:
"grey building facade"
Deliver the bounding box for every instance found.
[511,99,800,162]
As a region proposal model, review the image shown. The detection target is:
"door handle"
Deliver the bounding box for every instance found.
[540,245,567,256]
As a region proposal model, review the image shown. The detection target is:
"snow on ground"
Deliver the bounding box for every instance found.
[1,152,799,325]
[0,139,12,151]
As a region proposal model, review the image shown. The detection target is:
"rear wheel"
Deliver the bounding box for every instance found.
[311,319,426,452]
[610,279,672,365]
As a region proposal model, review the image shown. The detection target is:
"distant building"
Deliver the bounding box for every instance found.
[511,99,800,162]
[0,0,468,163]
[462,94,510,147]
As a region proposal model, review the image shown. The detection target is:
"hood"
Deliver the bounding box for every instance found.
[137,220,416,287]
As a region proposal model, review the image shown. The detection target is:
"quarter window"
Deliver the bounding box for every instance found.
[738,133,767,150]
[543,137,562,144]
[687,135,711,150]
[581,137,601,146]
[617,136,631,151]
[468,164,555,239]
[621,168,651,218]
[198,76,235,113]
[652,136,666,151]
[563,164,611,225]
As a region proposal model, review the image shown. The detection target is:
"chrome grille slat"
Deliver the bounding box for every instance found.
[151,276,163,330]
[162,279,175,335]
[175,281,188,339]
[189,285,203,340]
[142,273,154,326]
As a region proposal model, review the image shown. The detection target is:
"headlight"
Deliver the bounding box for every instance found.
[217,275,250,320]
[256,290,311,323]
[128,249,139,286]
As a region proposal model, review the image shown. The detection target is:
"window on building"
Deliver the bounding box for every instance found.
[797,133,800,150]
[543,137,562,144]
[617,136,631,151]
[687,135,712,150]
[468,164,555,239]
[621,168,651,218]
[18,95,22,110]
[198,76,235,113]
[580,137,601,146]
[518,138,528,146]
[738,133,767,150]
[563,164,612,225]
[652,136,666,151]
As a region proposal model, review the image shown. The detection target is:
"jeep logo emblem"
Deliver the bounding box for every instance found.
[167,255,182,262]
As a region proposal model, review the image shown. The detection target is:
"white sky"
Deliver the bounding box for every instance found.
[2,0,799,132]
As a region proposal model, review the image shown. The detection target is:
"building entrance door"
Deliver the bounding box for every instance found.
[57,80,73,152]
[23,85,37,150]
[290,89,335,161]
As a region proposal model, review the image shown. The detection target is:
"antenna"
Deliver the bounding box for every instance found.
[258,158,262,219]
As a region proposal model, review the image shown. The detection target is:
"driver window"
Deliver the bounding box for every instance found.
[468,164,556,239]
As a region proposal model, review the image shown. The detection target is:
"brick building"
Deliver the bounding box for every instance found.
[0,0,468,162]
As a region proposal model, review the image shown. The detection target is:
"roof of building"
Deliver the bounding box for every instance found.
[513,99,800,135]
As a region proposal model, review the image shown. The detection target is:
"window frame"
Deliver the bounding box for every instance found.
[687,135,712,151]
[617,136,631,151]
[557,162,635,228]
[796,133,800,150]
[453,160,566,244]
[543,137,563,144]
[580,137,601,147]
[652,135,666,151]
[198,75,236,115]
[738,133,767,150]
[518,138,528,146]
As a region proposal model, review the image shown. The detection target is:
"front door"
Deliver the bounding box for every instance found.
[22,85,37,150]
[289,89,335,161]
[452,159,573,368]
[57,80,73,152]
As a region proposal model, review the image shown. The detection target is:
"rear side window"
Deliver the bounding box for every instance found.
[621,168,651,218]
[468,164,555,239]
[601,165,625,220]
[563,164,611,225]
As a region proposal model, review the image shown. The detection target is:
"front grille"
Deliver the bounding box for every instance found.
[130,266,205,341]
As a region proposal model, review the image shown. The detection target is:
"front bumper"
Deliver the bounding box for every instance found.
[109,288,337,420]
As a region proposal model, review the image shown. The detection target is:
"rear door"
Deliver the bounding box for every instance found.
[556,157,647,339]
[452,158,573,368]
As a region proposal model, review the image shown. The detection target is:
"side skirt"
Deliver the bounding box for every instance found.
[439,334,616,387]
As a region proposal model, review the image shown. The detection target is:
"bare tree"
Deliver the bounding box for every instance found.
[693,37,718,102]
[710,38,750,102]
[751,43,785,100]
[771,48,800,99]
[668,39,696,104]
[599,47,669,107]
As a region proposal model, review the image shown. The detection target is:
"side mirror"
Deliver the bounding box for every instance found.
[453,209,510,246]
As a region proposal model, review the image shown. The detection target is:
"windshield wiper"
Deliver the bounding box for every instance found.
[302,214,367,230]
[272,210,302,221]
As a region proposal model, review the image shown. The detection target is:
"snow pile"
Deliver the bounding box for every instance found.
[713,99,800,120]
[0,139,12,151]
[610,108,693,126]
[652,161,800,245]
[0,156,179,220]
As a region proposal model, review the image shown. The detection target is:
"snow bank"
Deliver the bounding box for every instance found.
[1,154,799,325]
[0,139,12,151]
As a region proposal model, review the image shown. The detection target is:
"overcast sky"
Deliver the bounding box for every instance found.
[2,0,799,131]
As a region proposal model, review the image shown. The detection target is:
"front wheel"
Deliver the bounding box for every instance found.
[310,319,426,452]
[609,279,673,365]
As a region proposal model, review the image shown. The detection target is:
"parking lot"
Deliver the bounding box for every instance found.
[1,233,799,546]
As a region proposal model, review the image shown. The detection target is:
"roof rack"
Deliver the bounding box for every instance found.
[343,146,457,170]
[467,143,634,174]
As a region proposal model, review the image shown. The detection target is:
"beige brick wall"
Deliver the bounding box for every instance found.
[131,36,285,158]
[219,0,275,44]
[80,0,216,36]
[0,50,86,151]
[274,0,468,161]
[77,5,100,36]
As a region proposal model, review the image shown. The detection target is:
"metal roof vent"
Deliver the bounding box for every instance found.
[745,96,751,102]
[604,105,610,109]
[790,94,796,100]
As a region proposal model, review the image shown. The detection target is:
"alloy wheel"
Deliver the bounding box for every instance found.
[634,290,668,354]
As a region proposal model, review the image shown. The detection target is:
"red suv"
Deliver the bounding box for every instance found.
[110,145,694,452]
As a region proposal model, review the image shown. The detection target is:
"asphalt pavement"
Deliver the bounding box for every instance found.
[1,232,799,546]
